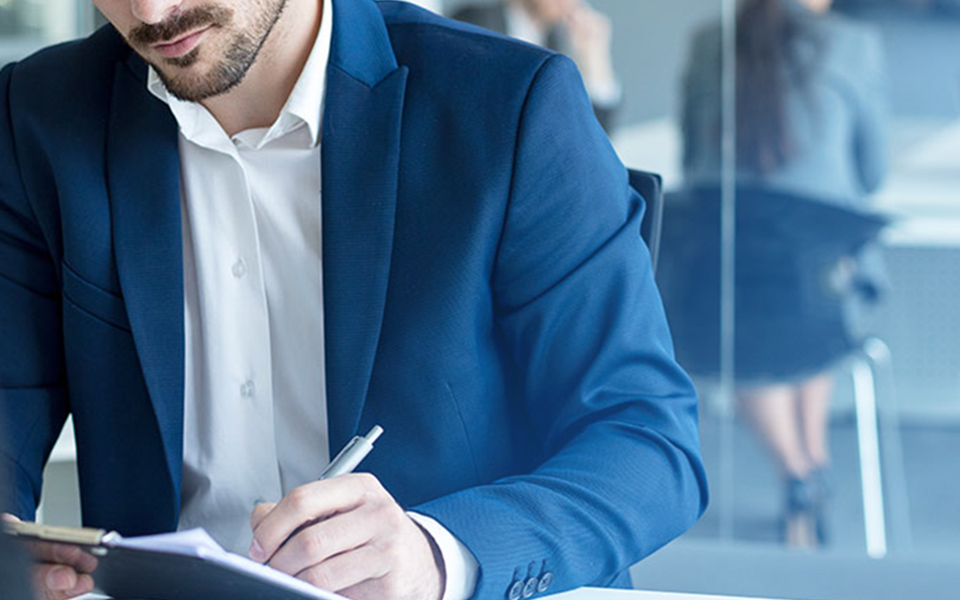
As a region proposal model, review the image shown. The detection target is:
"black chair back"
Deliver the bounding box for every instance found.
[628,169,664,275]
[657,185,888,383]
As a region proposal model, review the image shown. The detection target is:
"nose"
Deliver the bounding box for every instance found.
[130,0,183,24]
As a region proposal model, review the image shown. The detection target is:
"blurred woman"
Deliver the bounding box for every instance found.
[678,0,888,547]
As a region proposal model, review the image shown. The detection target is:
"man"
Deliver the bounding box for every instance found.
[452,0,622,133]
[0,528,34,600]
[1,458,35,600]
[0,0,707,599]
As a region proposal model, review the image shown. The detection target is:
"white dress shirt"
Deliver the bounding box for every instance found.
[146,1,477,598]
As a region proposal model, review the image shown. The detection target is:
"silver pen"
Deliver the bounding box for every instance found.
[319,425,384,479]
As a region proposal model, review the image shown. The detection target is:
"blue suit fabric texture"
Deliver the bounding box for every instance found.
[0,0,707,596]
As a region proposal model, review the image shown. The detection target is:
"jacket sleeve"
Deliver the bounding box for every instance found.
[413,54,708,599]
[850,27,889,195]
[0,63,69,518]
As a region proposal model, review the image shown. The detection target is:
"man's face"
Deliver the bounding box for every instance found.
[94,0,288,101]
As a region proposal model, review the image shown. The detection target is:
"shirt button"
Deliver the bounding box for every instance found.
[240,380,256,398]
[232,259,247,278]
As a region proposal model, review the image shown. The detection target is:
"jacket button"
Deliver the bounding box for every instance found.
[538,572,554,593]
[507,580,524,600]
[522,577,539,598]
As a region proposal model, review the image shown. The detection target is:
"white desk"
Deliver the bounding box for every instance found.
[545,589,783,600]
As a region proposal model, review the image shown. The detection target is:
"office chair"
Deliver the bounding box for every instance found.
[657,185,908,556]
[627,169,664,275]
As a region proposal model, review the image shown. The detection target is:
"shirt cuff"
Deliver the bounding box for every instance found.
[408,511,479,600]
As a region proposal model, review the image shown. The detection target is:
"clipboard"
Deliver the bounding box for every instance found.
[4,521,348,600]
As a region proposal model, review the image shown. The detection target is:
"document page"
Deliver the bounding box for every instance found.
[104,528,348,600]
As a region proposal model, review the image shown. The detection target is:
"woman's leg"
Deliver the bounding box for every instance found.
[738,384,819,547]
[797,372,835,544]
[737,384,812,479]
[797,372,834,470]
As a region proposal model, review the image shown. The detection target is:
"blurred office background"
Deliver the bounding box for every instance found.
[4,0,959,598]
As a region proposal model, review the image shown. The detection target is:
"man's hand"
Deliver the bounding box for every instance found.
[2,514,98,600]
[249,474,444,600]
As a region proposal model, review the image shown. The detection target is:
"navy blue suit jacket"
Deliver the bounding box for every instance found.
[0,0,707,596]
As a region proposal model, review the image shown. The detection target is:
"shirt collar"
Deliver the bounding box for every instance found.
[148,0,332,149]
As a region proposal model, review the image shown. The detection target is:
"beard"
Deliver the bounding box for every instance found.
[127,0,288,102]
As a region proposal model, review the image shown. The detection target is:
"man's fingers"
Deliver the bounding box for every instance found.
[38,563,77,591]
[29,542,98,573]
[67,573,95,597]
[297,544,390,595]
[33,563,93,599]
[267,506,379,576]
[250,502,277,532]
[251,474,380,562]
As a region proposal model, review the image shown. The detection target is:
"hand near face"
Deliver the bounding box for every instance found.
[249,474,444,600]
[2,514,98,600]
[565,2,612,54]
[564,2,615,82]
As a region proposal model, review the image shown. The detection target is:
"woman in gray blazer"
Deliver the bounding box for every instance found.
[678,0,888,547]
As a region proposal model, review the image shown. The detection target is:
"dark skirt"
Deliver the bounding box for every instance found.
[657,187,886,386]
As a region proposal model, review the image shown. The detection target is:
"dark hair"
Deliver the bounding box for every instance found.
[736,0,822,174]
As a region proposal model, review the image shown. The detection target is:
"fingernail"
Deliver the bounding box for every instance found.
[249,539,265,562]
[69,575,94,595]
[47,566,72,590]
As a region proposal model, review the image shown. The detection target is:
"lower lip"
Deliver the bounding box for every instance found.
[154,28,210,59]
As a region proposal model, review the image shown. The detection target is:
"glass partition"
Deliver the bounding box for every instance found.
[445,0,960,597]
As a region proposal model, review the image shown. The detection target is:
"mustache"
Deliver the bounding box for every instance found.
[128,6,233,46]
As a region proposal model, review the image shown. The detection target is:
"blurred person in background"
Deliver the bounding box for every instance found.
[835,0,960,15]
[677,0,888,547]
[452,0,622,133]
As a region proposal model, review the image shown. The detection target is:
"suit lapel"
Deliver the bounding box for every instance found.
[322,0,407,453]
[103,0,406,483]
[107,57,184,510]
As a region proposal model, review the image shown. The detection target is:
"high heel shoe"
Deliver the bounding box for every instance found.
[810,467,832,545]
[782,477,818,548]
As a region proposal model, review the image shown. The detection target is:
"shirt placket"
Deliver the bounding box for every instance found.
[225,147,283,502]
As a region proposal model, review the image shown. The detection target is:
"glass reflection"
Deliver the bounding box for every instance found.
[450,0,622,133]
[665,0,890,549]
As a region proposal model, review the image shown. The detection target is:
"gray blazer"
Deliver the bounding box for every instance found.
[681,1,888,209]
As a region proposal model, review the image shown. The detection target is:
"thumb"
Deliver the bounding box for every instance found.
[250,502,278,532]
